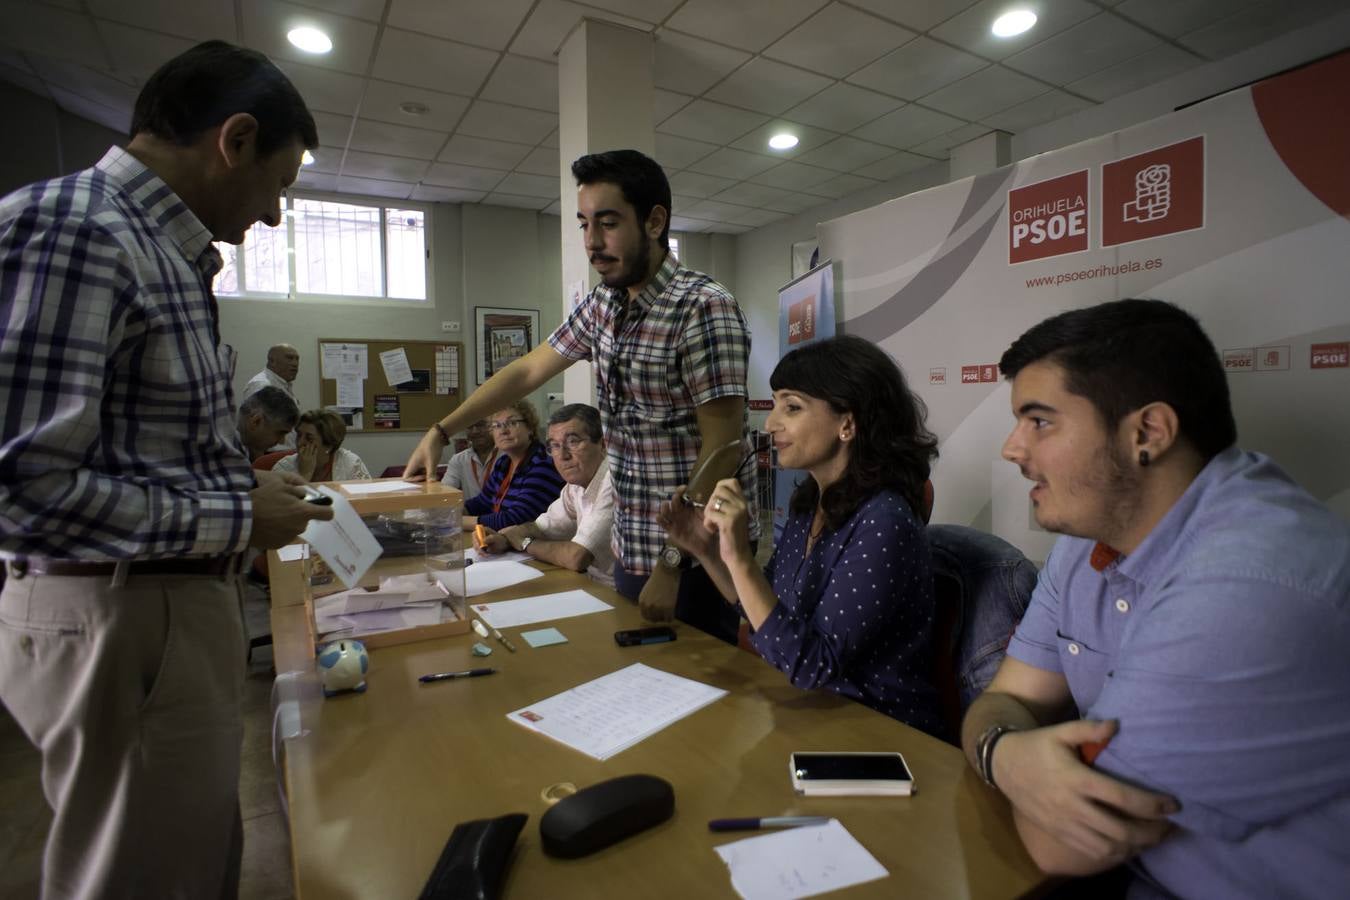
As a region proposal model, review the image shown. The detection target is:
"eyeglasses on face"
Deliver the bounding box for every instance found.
[488,417,526,431]
[545,435,590,456]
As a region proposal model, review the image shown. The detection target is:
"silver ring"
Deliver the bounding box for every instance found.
[713,498,724,512]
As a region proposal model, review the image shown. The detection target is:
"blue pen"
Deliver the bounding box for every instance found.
[708,816,830,832]
[419,667,495,683]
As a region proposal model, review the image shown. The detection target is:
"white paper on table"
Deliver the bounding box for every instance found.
[379,348,414,386]
[339,480,422,496]
[463,546,531,564]
[299,486,382,589]
[457,559,544,596]
[276,543,308,562]
[472,589,612,629]
[713,819,889,900]
[321,342,368,378]
[506,663,726,760]
[316,603,444,638]
[336,373,364,407]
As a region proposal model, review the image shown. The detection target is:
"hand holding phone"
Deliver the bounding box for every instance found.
[301,486,333,506]
[614,626,676,647]
[789,751,915,796]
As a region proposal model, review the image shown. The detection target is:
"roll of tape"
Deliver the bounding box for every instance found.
[540,782,577,805]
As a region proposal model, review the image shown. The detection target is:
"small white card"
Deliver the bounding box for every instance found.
[714,819,889,900]
[379,347,413,386]
[461,559,545,596]
[299,486,382,589]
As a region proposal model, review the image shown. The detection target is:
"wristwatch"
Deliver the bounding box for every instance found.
[519,536,535,553]
[976,724,1017,789]
[659,544,684,569]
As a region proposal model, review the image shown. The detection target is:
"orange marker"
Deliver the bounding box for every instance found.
[474,524,487,549]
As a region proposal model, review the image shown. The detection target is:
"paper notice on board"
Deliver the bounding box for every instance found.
[336,374,363,407]
[321,343,368,378]
[379,348,413,386]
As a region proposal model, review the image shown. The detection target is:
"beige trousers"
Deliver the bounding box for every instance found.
[0,566,247,900]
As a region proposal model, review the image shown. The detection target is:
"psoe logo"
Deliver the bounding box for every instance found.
[1102,136,1205,247]
[787,295,816,345]
[960,365,981,384]
[1008,170,1090,264]
[1311,342,1349,369]
[1222,348,1254,372]
[929,367,947,385]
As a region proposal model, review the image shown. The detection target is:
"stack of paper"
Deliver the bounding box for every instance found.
[314,573,456,639]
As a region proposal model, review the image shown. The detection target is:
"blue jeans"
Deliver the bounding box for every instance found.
[612,558,741,646]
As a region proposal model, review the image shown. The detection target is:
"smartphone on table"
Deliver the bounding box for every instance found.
[789,751,915,796]
[614,626,676,646]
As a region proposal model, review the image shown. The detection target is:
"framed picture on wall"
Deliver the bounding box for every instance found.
[475,307,540,384]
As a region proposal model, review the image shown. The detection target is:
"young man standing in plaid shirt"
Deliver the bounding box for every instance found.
[407,150,756,642]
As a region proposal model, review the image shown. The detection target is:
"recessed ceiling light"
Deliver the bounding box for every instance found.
[301,150,315,166]
[768,133,799,150]
[399,101,430,117]
[991,10,1036,38]
[287,26,332,54]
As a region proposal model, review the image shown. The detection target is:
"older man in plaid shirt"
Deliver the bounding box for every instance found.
[407,150,756,643]
[0,42,329,899]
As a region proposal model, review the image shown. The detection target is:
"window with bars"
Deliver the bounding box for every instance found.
[214,194,430,301]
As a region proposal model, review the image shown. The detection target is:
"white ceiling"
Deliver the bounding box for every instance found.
[0,0,1345,233]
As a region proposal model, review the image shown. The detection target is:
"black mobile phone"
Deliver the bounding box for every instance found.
[301,486,333,506]
[614,626,676,647]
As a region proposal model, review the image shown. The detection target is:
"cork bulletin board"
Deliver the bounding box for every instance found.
[317,338,465,433]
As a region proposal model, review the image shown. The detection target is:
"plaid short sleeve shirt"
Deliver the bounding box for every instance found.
[549,253,757,575]
[0,146,254,560]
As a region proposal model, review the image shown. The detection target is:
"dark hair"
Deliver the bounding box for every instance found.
[571,150,671,250]
[299,409,346,451]
[772,335,938,529]
[548,403,602,443]
[131,40,318,156]
[999,298,1237,461]
[239,386,299,429]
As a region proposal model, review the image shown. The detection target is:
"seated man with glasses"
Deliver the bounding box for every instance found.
[462,399,564,532]
[478,404,615,587]
[440,418,500,502]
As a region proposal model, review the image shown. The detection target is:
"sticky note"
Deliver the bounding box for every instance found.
[521,627,568,648]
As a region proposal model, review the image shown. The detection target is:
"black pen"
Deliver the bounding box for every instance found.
[707,816,830,832]
[418,667,496,683]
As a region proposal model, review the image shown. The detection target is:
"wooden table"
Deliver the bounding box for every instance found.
[269,559,1047,899]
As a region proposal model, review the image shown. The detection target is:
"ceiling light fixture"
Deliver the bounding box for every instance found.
[301,150,315,166]
[768,133,799,150]
[399,101,430,117]
[991,10,1036,38]
[287,26,332,54]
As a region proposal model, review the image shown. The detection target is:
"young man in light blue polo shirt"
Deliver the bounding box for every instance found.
[962,299,1350,898]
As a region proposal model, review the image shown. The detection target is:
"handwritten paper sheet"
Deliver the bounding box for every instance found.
[379,347,413,386]
[506,663,726,760]
[472,589,611,629]
[299,486,382,589]
[714,819,889,900]
[336,373,364,407]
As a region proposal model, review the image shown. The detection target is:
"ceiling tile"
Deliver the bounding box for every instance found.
[371,26,499,93]
[728,120,839,158]
[0,46,35,73]
[339,149,431,181]
[424,162,510,191]
[494,172,560,198]
[761,190,830,214]
[88,0,233,42]
[350,117,447,158]
[855,150,937,180]
[511,0,650,61]
[906,121,989,157]
[686,147,780,180]
[456,100,557,145]
[47,86,128,133]
[335,175,414,200]
[665,0,831,52]
[297,0,387,21]
[981,89,1094,132]
[669,170,737,198]
[920,65,1046,120]
[683,197,754,222]
[930,0,1099,60]
[304,146,345,174]
[387,0,535,49]
[581,0,684,22]
[242,0,379,75]
[27,57,138,111]
[655,133,719,170]
[726,206,788,227]
[437,134,531,169]
[747,160,837,190]
[784,82,904,132]
[1005,14,1160,85]
[1115,0,1261,38]
[1065,44,1201,101]
[359,79,471,132]
[311,111,355,147]
[845,0,983,32]
[484,192,552,210]
[764,3,916,78]
[852,103,966,148]
[276,61,364,117]
[98,23,195,83]
[808,172,879,199]
[480,55,558,112]
[541,129,560,149]
[708,223,751,234]
[704,57,833,116]
[848,37,987,101]
[711,181,799,207]
[541,199,561,215]
[1179,0,1348,60]
[793,135,893,172]
[654,89,694,125]
[658,99,769,144]
[653,29,752,96]
[411,184,487,203]
[0,64,49,98]
[669,216,712,232]
[2,3,106,67]
[516,146,561,176]
[296,170,338,191]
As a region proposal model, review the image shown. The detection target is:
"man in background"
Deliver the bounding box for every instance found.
[440,417,500,502]
[242,342,299,402]
[478,404,615,587]
[0,41,328,899]
[962,299,1350,898]
[237,385,299,461]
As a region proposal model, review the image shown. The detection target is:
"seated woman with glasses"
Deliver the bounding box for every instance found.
[661,335,944,737]
[273,409,371,482]
[463,399,565,531]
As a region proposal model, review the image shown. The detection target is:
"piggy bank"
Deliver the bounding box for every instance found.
[317,639,368,697]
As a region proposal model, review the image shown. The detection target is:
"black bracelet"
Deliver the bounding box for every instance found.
[431,422,451,445]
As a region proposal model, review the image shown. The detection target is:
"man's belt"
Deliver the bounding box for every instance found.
[9,557,240,578]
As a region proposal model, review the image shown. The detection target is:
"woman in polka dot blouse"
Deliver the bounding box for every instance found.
[661,335,944,737]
